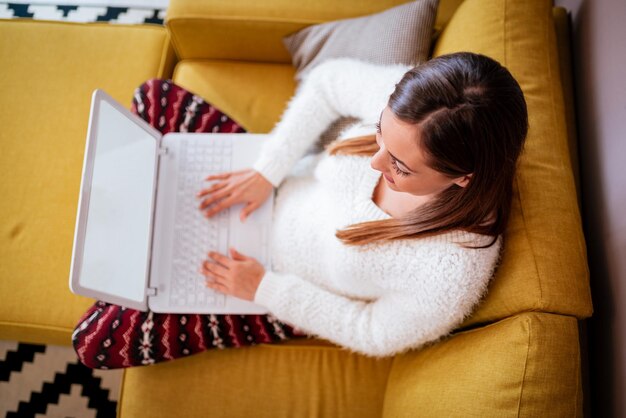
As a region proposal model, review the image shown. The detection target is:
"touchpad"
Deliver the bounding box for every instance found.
[229,202,270,267]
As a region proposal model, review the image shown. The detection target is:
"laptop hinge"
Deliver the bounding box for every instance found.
[157,147,169,156]
[146,287,157,297]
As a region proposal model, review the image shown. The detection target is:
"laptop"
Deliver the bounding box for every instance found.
[69,89,271,314]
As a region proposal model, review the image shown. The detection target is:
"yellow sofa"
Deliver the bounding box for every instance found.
[0,0,593,416]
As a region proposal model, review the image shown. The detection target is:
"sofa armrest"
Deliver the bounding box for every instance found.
[0,19,175,345]
[382,312,583,417]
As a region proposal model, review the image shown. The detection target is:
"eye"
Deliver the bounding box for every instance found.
[375,121,381,133]
[391,158,409,177]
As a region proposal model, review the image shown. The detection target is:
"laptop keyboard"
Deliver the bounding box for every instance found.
[169,138,233,309]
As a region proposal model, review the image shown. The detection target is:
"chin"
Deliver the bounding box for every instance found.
[386,180,397,190]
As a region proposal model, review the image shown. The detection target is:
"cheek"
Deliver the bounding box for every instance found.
[399,179,432,196]
[401,174,454,196]
[385,172,411,190]
[397,175,419,190]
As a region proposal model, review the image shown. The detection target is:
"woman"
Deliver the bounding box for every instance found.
[72,52,528,369]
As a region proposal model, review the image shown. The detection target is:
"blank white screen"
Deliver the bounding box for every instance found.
[79,100,157,302]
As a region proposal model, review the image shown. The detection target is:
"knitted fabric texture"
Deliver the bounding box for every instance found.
[251,58,503,358]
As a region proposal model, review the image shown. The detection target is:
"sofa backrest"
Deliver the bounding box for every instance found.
[165,0,463,62]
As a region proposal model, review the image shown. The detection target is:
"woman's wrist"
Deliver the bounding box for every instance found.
[253,270,285,307]
[252,159,284,188]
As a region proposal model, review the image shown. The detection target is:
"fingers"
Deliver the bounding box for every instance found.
[198,186,236,211]
[200,258,229,293]
[229,247,248,261]
[205,280,228,293]
[199,169,247,203]
[197,172,252,211]
[202,258,227,274]
[201,252,232,293]
[203,195,237,218]
[204,172,230,181]
[196,181,228,198]
[197,168,262,218]
[207,251,233,267]
[204,169,248,181]
[240,201,260,222]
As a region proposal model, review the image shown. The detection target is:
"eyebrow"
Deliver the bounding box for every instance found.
[378,111,418,173]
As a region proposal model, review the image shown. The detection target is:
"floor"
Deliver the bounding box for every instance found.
[0,340,122,418]
[0,4,164,416]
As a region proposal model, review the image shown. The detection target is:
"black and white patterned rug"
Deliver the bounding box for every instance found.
[0,340,122,417]
[0,1,167,24]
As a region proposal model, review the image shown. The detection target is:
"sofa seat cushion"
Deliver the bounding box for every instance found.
[118,337,393,418]
[383,312,583,417]
[432,0,593,327]
[117,312,582,417]
[0,19,175,345]
[172,59,297,133]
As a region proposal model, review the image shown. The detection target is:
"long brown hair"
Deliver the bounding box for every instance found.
[326,52,529,248]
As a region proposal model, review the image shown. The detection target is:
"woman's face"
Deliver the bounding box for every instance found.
[370,106,470,197]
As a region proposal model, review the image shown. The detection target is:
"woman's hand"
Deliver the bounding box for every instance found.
[196,168,273,222]
[200,247,265,301]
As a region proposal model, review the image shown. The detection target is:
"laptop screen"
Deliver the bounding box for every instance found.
[76,95,158,305]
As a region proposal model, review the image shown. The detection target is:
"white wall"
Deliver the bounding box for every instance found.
[554,0,626,416]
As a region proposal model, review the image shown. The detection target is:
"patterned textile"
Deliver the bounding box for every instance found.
[0,340,121,417]
[131,78,245,135]
[0,3,166,25]
[71,79,306,370]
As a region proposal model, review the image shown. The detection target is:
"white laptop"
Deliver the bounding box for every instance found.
[69,89,271,314]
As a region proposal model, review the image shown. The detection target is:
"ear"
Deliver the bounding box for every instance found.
[454,173,473,188]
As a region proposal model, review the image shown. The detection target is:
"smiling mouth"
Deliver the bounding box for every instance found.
[383,173,395,184]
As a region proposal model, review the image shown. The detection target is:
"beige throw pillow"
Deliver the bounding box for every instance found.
[283,0,439,82]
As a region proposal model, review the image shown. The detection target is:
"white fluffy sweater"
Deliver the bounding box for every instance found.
[251,58,502,357]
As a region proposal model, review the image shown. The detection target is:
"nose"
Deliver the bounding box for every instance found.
[370,145,386,172]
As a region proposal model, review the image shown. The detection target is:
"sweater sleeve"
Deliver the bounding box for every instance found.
[254,237,502,357]
[252,58,411,187]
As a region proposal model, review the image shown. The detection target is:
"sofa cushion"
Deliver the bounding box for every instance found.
[382,312,583,417]
[0,19,175,345]
[172,59,297,133]
[118,337,393,418]
[282,0,438,82]
[432,0,593,327]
